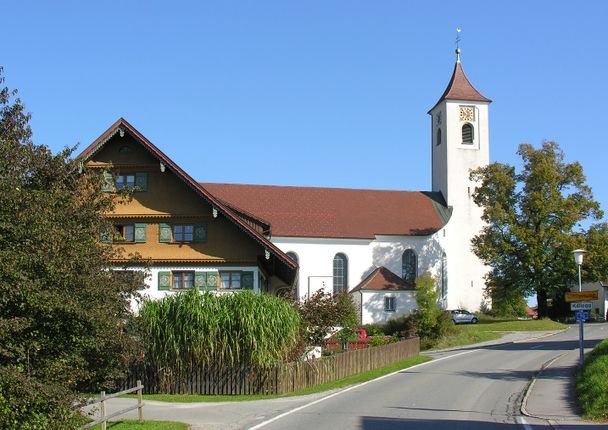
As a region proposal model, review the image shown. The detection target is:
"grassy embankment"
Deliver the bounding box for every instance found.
[431,317,566,350]
[577,338,608,421]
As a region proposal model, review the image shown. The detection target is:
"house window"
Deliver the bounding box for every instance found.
[220,271,241,289]
[333,253,348,294]
[173,225,194,242]
[114,224,134,242]
[172,271,194,289]
[384,296,396,312]
[436,128,442,146]
[462,123,474,144]
[402,249,417,284]
[115,174,135,191]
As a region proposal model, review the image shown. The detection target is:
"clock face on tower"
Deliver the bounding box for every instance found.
[459,106,475,122]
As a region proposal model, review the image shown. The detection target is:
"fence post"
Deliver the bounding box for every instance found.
[100,390,106,430]
[137,379,144,421]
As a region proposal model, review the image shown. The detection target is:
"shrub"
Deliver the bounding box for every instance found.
[0,368,85,430]
[292,291,358,346]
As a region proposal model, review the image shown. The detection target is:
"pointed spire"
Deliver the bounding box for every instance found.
[428,49,491,113]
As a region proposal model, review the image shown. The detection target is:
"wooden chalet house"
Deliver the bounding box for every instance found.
[79,118,297,299]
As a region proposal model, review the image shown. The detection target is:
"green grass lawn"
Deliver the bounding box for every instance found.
[89,420,188,429]
[106,355,431,403]
[576,338,608,421]
[431,317,566,350]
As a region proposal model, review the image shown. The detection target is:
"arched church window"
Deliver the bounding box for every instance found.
[402,250,417,284]
[462,123,474,144]
[333,253,348,294]
[441,252,448,299]
[286,252,299,298]
[436,128,442,146]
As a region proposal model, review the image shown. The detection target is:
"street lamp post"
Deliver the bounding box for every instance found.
[572,249,586,365]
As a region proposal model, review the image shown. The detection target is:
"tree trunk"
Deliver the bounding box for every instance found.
[536,290,548,318]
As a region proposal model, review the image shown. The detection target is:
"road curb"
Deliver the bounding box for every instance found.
[519,352,569,426]
[511,330,564,343]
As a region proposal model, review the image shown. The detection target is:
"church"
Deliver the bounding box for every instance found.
[78,48,491,325]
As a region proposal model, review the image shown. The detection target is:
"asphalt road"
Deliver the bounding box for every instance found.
[95,325,607,429]
[250,324,606,430]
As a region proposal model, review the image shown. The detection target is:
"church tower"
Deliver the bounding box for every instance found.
[429,48,491,311]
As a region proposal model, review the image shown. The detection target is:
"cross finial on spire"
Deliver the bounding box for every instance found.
[455,27,462,63]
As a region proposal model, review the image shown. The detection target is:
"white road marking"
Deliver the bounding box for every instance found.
[530,345,544,349]
[518,416,535,430]
[248,349,479,429]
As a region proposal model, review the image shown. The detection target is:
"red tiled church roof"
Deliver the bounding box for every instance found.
[429,50,491,112]
[201,183,450,239]
[351,266,415,292]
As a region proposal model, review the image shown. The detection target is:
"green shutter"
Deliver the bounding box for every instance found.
[242,271,254,290]
[159,223,171,243]
[194,224,207,243]
[158,271,171,290]
[102,171,113,192]
[134,224,147,243]
[195,272,206,290]
[135,172,148,191]
[205,271,218,291]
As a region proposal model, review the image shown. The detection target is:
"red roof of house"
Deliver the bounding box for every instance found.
[351,266,415,292]
[429,52,491,112]
[201,183,450,239]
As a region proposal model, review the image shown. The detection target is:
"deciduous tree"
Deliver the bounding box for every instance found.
[470,142,602,317]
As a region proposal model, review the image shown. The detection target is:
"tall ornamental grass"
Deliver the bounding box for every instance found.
[138,289,301,374]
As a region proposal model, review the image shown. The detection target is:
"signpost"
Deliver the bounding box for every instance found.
[565,290,598,302]
[570,301,593,311]
[575,310,590,321]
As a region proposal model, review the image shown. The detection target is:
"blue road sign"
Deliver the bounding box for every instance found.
[575,310,590,321]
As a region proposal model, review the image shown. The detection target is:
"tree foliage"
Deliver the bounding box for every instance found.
[470,141,603,317]
[0,67,143,427]
[292,291,358,346]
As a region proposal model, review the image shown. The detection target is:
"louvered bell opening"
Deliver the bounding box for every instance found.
[462,124,474,144]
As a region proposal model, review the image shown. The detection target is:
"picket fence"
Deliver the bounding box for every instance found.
[123,337,419,395]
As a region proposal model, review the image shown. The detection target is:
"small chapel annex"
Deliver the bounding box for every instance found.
[79,49,491,325]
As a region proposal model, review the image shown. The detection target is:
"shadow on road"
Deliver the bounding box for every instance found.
[360,416,518,429]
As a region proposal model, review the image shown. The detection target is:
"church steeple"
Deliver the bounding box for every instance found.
[428,49,491,113]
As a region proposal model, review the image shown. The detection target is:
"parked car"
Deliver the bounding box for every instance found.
[450,309,479,324]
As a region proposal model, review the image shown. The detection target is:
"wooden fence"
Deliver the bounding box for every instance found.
[81,381,144,430]
[123,337,419,395]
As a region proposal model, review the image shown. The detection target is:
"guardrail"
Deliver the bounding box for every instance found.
[80,380,144,429]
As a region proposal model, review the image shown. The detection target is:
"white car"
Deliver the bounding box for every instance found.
[450,309,479,324]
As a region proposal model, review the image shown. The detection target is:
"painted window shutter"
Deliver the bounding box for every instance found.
[134,224,147,243]
[194,224,207,243]
[159,223,171,243]
[195,272,206,290]
[205,271,218,291]
[242,271,254,290]
[135,172,148,191]
[158,271,171,290]
[102,171,113,192]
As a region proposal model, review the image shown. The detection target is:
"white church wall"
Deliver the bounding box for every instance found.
[358,291,417,325]
[272,235,444,300]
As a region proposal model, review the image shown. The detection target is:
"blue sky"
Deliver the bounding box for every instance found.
[2,1,607,223]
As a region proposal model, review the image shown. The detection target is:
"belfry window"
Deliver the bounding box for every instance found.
[462,123,474,144]
[436,128,442,146]
[333,253,348,294]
